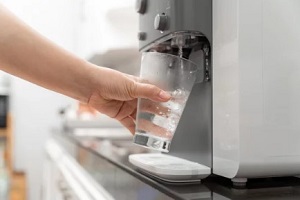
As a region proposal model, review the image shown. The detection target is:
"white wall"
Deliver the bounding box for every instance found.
[77,0,138,58]
[0,1,81,200]
[0,0,137,200]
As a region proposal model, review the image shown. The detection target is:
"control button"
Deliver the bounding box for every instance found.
[135,0,147,14]
[154,13,168,31]
[137,32,146,41]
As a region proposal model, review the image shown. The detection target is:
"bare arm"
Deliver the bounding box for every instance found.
[0,4,94,102]
[0,4,170,133]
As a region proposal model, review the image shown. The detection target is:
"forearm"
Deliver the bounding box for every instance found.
[0,4,95,103]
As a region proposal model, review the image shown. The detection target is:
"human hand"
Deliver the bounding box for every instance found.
[86,66,171,134]
[0,5,170,136]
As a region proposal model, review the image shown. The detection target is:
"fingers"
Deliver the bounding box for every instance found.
[119,116,136,134]
[130,111,137,120]
[140,99,170,117]
[133,82,171,102]
[137,119,172,139]
[119,101,169,137]
[112,100,136,120]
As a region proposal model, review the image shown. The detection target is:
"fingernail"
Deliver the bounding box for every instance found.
[158,90,171,100]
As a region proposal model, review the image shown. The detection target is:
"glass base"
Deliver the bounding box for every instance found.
[133,133,171,152]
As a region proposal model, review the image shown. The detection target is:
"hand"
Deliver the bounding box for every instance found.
[0,4,172,135]
[87,66,171,134]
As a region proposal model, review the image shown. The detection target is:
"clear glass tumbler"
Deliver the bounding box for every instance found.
[133,52,198,152]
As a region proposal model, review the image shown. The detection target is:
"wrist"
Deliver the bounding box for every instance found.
[73,61,99,104]
[83,63,109,104]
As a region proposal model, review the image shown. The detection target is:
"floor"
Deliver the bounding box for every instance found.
[9,172,26,200]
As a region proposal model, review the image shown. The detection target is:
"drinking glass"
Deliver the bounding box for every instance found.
[133,52,198,152]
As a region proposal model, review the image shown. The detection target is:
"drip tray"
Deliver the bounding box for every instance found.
[129,153,210,184]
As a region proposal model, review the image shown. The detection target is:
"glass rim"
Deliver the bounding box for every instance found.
[142,51,199,72]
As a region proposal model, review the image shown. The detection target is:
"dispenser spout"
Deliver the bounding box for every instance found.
[141,31,211,84]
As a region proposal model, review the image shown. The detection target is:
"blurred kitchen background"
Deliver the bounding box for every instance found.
[0,0,139,199]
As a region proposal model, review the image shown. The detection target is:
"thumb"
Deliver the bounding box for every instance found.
[132,82,171,102]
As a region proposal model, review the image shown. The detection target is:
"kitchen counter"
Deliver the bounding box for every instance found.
[52,131,300,200]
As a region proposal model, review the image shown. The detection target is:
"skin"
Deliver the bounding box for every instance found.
[0,4,171,134]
